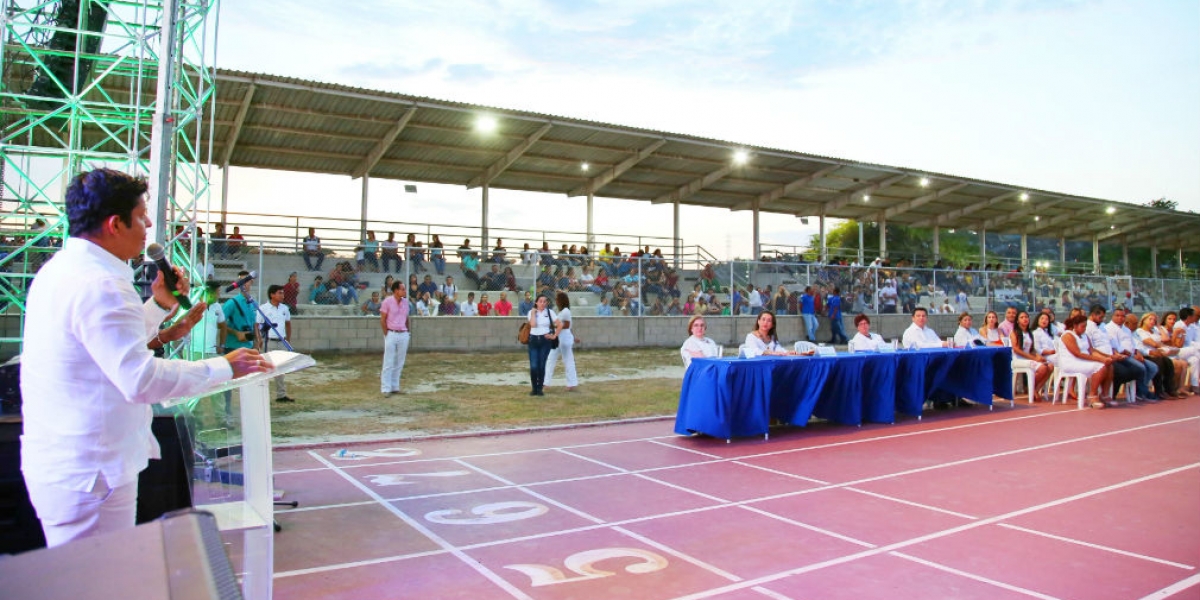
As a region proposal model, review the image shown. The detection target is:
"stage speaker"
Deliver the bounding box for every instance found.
[0,510,242,600]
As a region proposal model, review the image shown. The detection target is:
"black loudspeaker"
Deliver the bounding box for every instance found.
[0,414,194,554]
[0,510,243,600]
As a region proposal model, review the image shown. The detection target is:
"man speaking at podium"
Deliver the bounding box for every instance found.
[19,168,270,547]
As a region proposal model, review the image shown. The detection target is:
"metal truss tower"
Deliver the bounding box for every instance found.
[0,0,219,355]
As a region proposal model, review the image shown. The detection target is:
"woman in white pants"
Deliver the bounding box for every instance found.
[546,291,578,391]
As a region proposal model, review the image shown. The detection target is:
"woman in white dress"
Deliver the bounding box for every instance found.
[848,313,886,352]
[952,312,982,347]
[1032,312,1057,366]
[1163,312,1199,395]
[1059,314,1115,408]
[680,315,721,368]
[545,292,578,391]
[1010,311,1052,402]
[743,310,793,357]
[978,311,1004,346]
[1137,312,1187,398]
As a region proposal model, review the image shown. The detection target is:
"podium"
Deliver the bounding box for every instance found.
[171,350,314,600]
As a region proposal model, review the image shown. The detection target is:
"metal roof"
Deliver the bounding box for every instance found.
[68,68,1200,251]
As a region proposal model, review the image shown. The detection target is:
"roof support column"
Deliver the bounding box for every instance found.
[857,221,864,265]
[1179,247,1184,273]
[1122,240,1129,275]
[1151,245,1158,274]
[980,227,987,267]
[1020,234,1028,269]
[481,184,490,255]
[879,218,887,260]
[1059,236,1066,265]
[220,165,230,226]
[586,191,594,254]
[360,176,369,242]
[932,226,940,261]
[752,205,761,261]
[819,214,827,264]
[1092,236,1100,275]
[673,199,681,269]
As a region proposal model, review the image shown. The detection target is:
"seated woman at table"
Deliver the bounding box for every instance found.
[1011,311,1052,402]
[681,315,721,368]
[1163,311,1199,395]
[1032,311,1058,366]
[847,313,886,352]
[953,312,984,347]
[743,310,800,357]
[1060,313,1116,408]
[978,311,1004,345]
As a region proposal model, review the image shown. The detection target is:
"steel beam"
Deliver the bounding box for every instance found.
[735,164,840,211]
[882,182,968,220]
[352,105,416,179]
[653,164,733,204]
[568,139,665,197]
[909,190,1019,229]
[220,83,256,168]
[467,122,553,189]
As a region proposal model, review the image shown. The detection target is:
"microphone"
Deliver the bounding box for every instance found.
[145,243,192,309]
[225,271,257,293]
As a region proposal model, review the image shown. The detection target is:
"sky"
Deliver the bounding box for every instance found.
[212,0,1200,259]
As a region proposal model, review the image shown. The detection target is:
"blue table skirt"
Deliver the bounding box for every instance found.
[674,347,1013,440]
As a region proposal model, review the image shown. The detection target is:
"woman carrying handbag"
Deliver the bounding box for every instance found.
[526,295,557,396]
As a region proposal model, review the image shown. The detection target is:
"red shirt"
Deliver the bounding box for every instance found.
[494,299,512,316]
[477,300,493,316]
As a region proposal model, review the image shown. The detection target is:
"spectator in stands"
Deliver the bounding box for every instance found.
[536,266,555,297]
[800,286,817,342]
[429,234,446,275]
[699,263,720,293]
[567,244,580,266]
[328,262,359,305]
[440,276,456,302]
[520,242,537,265]
[459,291,479,316]
[902,307,948,349]
[461,251,481,285]
[456,238,472,260]
[614,297,631,316]
[979,310,1004,345]
[1012,311,1052,402]
[412,240,428,273]
[999,306,1018,338]
[379,275,395,300]
[545,291,578,391]
[494,292,513,316]
[481,264,504,291]
[772,285,789,315]
[361,291,382,316]
[211,222,227,258]
[578,265,599,293]
[593,267,611,293]
[748,283,764,316]
[417,274,438,299]
[302,227,323,271]
[381,232,401,273]
[848,313,887,352]
[362,230,379,272]
[518,291,534,316]
[666,296,683,316]
[498,266,515,291]
[680,315,720,368]
[648,296,666,316]
[878,278,898,314]
[596,295,613,317]
[538,241,553,267]
[683,292,696,315]
[477,293,493,316]
[491,238,509,264]
[227,226,245,256]
[744,311,798,357]
[415,291,436,316]
[438,293,459,316]
[309,275,336,305]
[1061,313,1116,408]
[281,272,299,314]
[939,297,954,314]
[525,294,557,396]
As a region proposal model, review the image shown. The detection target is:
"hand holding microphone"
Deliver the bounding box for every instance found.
[146,243,191,309]
[225,271,257,293]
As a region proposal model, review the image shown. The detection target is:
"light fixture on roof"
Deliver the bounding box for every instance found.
[732,149,750,165]
[800,217,809,225]
[919,177,930,187]
[862,194,870,202]
[581,162,590,172]
[1105,206,1116,215]
[1019,192,1029,201]
[1110,224,1116,229]
[404,185,418,194]
[476,115,498,133]
[949,229,956,233]
[1034,215,1040,222]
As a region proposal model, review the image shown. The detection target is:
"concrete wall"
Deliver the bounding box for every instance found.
[288,313,965,353]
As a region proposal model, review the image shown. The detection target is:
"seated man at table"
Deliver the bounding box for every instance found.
[848,313,887,352]
[902,307,949,349]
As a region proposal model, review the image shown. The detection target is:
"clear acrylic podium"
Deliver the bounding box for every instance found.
[168,350,314,600]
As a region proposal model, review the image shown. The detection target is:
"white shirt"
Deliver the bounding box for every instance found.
[21,238,232,492]
[902,323,943,349]
[848,332,885,352]
[954,326,981,348]
[460,301,479,316]
[190,302,226,354]
[415,299,432,316]
[955,291,968,312]
[1085,320,1114,355]
[1033,328,1057,360]
[1187,321,1200,347]
[681,336,720,367]
[257,301,291,341]
[528,308,556,335]
[748,290,763,309]
[303,235,320,251]
[743,333,782,358]
[1105,321,1135,355]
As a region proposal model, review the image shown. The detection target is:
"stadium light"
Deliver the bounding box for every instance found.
[862,194,870,202]
[732,149,750,165]
[919,177,930,187]
[1034,215,1040,221]
[1019,192,1029,201]
[476,115,498,133]
[1105,206,1116,215]
[581,162,590,172]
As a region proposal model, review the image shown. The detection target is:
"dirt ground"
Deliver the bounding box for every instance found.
[191,347,687,445]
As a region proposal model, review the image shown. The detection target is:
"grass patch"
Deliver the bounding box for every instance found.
[192,347,687,444]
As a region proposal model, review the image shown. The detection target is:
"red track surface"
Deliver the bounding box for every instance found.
[264,399,1200,599]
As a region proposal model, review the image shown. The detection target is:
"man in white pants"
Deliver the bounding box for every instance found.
[379,281,411,396]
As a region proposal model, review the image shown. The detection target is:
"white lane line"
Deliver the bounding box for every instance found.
[453,458,607,525]
[844,487,979,519]
[997,523,1196,570]
[750,586,795,600]
[1140,572,1200,599]
[613,526,743,582]
[303,450,535,600]
[737,505,876,548]
[669,462,1200,600]
[274,548,449,579]
[889,551,1060,599]
[732,461,830,485]
[647,438,724,458]
[554,447,631,472]
[633,473,731,504]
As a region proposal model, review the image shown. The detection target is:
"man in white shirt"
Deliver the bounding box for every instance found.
[20,168,266,548]
[879,279,898,314]
[902,307,948,349]
[1104,307,1156,402]
[955,290,970,314]
[1086,305,1147,402]
[460,291,479,316]
[747,284,763,316]
[257,284,294,402]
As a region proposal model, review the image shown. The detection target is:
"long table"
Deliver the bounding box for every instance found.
[674,347,1014,440]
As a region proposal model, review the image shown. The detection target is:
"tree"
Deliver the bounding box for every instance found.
[1145,197,1177,211]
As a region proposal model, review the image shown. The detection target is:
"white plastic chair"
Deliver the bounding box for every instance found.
[1049,338,1088,409]
[1011,362,1033,406]
[794,341,817,354]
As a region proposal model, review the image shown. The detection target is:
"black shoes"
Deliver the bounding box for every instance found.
[276,396,295,403]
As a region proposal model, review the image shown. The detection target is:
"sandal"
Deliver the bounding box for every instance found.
[1090,401,1106,409]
